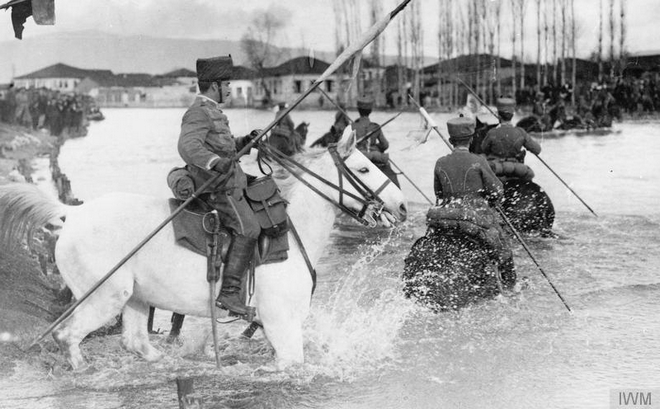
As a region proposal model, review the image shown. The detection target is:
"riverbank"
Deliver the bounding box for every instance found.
[0,123,80,377]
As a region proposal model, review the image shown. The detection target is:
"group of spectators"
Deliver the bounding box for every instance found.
[513,74,660,130]
[0,85,94,138]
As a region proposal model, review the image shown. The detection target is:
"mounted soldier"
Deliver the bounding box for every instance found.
[433,116,515,286]
[481,98,542,181]
[177,55,261,317]
[352,96,400,187]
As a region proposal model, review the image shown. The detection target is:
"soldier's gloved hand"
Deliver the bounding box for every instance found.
[212,158,232,174]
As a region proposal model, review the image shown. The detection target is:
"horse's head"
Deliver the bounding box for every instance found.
[295,122,309,139]
[331,127,407,225]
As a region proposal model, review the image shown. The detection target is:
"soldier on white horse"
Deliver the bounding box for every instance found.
[178,55,262,318]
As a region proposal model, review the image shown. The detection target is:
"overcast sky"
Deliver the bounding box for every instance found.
[1,0,658,60]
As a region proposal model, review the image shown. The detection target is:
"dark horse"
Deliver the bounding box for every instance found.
[266,122,310,155]
[402,226,508,312]
[310,125,341,148]
[500,179,555,236]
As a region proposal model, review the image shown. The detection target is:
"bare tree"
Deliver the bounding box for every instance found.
[536,0,542,90]
[609,0,615,78]
[560,0,567,86]
[552,0,557,84]
[496,0,503,97]
[571,0,576,105]
[408,0,424,103]
[511,0,519,98]
[543,0,549,86]
[369,0,384,105]
[518,0,528,92]
[241,7,289,105]
[598,0,603,81]
[620,0,626,74]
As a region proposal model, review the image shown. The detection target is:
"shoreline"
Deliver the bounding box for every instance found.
[0,123,82,376]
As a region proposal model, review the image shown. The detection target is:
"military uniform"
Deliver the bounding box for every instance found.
[178,95,260,239]
[177,55,259,317]
[269,103,300,155]
[434,117,515,286]
[481,98,541,181]
[481,98,541,162]
[352,96,399,187]
[434,149,503,204]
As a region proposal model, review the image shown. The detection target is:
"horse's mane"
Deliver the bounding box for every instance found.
[268,147,328,200]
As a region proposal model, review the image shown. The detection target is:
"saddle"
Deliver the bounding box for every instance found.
[168,198,289,265]
[426,202,504,261]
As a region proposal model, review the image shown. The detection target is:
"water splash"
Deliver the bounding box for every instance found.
[303,228,417,380]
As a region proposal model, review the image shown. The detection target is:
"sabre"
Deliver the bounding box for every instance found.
[27,0,415,350]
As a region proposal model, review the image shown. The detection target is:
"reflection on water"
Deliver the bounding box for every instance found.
[8,109,658,408]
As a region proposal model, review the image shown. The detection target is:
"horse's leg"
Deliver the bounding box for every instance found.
[121,298,163,362]
[260,315,304,370]
[257,288,307,369]
[52,286,132,370]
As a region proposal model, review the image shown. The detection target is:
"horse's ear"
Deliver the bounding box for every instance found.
[337,126,357,156]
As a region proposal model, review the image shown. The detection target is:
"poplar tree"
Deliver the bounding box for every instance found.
[536,0,542,90]
[598,0,603,82]
[620,0,626,75]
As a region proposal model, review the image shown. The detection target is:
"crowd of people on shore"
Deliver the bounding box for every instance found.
[0,85,94,138]
[513,76,660,131]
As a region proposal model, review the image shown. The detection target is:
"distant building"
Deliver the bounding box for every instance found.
[14,63,198,107]
[258,57,337,109]
[160,68,197,88]
[227,65,257,108]
[13,63,113,92]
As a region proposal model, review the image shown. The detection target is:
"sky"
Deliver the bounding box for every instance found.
[1,0,659,62]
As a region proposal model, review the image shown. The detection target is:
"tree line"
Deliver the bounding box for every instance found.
[239,0,628,109]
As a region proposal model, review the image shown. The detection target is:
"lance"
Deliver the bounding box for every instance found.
[407,94,453,150]
[429,125,572,312]
[27,0,414,350]
[317,88,428,203]
[454,76,598,217]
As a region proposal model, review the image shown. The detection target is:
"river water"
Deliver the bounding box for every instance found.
[7,107,660,408]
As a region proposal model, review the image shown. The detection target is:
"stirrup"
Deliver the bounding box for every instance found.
[215,300,256,322]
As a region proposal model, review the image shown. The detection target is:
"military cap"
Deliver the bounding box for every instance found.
[357,96,374,110]
[278,101,287,109]
[196,55,233,82]
[496,97,516,114]
[447,116,475,142]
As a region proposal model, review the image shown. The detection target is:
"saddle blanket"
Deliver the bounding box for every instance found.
[168,199,288,264]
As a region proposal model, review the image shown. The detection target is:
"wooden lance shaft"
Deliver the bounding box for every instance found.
[409,106,572,312]
[407,94,453,150]
[317,88,432,204]
[27,0,415,350]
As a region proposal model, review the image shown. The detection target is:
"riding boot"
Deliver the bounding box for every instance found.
[215,235,257,316]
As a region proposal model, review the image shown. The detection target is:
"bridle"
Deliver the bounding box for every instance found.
[258,142,393,227]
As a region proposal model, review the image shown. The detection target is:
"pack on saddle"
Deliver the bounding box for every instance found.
[167,166,290,319]
[483,98,538,181]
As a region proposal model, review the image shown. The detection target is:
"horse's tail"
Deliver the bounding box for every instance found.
[0,183,69,250]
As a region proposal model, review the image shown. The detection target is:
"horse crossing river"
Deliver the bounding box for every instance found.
[8,108,659,409]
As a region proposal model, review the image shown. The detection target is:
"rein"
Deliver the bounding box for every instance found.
[258,143,390,227]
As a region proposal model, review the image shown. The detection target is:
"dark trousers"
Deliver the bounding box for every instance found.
[204,189,260,239]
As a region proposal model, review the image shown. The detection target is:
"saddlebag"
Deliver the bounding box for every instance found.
[167,166,195,200]
[426,205,503,256]
[245,175,289,237]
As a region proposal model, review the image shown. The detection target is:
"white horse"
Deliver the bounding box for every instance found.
[0,130,407,370]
